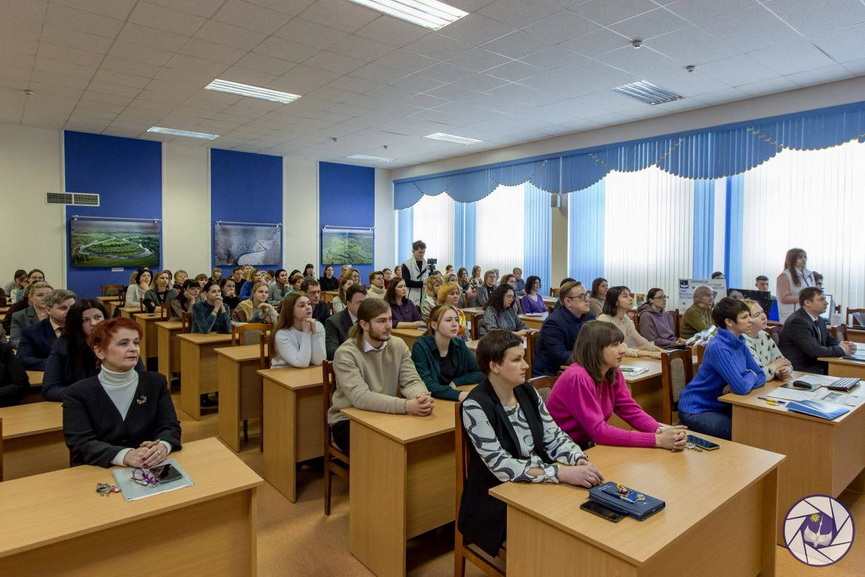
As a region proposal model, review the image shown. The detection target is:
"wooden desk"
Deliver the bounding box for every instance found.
[133,312,163,366]
[617,358,664,424]
[0,402,66,480]
[519,312,547,330]
[259,367,324,502]
[720,378,865,544]
[178,332,233,420]
[156,321,184,382]
[117,306,141,319]
[0,438,262,576]
[343,398,461,577]
[491,441,784,576]
[542,295,556,312]
[391,328,424,350]
[96,296,120,318]
[25,372,42,387]
[849,328,865,343]
[323,290,337,303]
[216,344,264,452]
[819,356,865,379]
[21,372,44,405]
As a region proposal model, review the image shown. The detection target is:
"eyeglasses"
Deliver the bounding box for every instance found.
[567,292,590,301]
[653,295,668,300]
[131,467,159,487]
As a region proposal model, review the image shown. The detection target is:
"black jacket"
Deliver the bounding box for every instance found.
[17,318,58,371]
[63,371,182,467]
[312,301,330,325]
[458,379,549,556]
[42,338,146,402]
[325,309,354,361]
[0,342,29,407]
[778,308,844,375]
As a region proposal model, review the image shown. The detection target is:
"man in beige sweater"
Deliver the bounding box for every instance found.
[328,298,433,454]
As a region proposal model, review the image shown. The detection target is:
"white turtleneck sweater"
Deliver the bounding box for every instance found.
[100,367,172,466]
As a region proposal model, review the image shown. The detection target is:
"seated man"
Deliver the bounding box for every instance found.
[327,299,432,454]
[17,289,76,371]
[0,341,30,407]
[532,281,594,376]
[302,279,330,325]
[324,284,367,360]
[778,287,856,375]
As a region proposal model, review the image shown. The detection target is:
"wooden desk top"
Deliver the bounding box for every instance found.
[818,356,865,368]
[0,402,62,439]
[96,296,120,302]
[133,312,164,321]
[620,358,662,383]
[257,366,323,391]
[117,306,141,314]
[490,440,784,567]
[155,321,183,330]
[0,438,262,559]
[461,307,483,315]
[215,344,261,362]
[177,333,233,345]
[391,328,424,341]
[343,397,461,445]
[26,371,43,386]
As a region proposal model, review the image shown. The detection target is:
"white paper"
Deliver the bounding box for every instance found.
[795,374,838,387]
[766,388,822,401]
[817,391,865,407]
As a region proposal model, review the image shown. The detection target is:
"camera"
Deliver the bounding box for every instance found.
[426,258,437,275]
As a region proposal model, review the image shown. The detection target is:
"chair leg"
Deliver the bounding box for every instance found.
[324,463,332,516]
[455,550,466,577]
[243,420,249,442]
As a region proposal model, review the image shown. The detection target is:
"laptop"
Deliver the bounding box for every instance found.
[853,311,865,329]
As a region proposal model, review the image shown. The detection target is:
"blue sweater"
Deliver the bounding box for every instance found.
[678,329,765,414]
[191,301,232,334]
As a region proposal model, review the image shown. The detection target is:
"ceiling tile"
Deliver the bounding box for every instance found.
[749,40,836,76]
[643,69,730,97]
[485,82,565,106]
[87,80,141,98]
[375,49,438,74]
[46,3,124,38]
[572,0,658,26]
[37,42,104,68]
[664,0,756,24]
[118,23,191,52]
[326,75,379,94]
[30,69,91,90]
[92,69,151,89]
[233,52,298,76]
[764,0,865,37]
[52,0,137,20]
[145,0,225,18]
[194,20,268,51]
[698,5,800,53]
[34,57,96,79]
[786,64,853,87]
[519,44,584,71]
[486,60,545,81]
[129,2,208,36]
[811,23,865,63]
[274,18,348,50]
[405,34,473,61]
[254,37,321,64]
[329,35,394,61]
[100,56,163,79]
[564,28,630,57]
[424,82,483,101]
[482,31,552,59]
[448,72,511,92]
[437,13,514,47]
[477,0,562,27]
[646,26,738,65]
[390,73,446,91]
[698,54,780,86]
[446,49,511,72]
[109,41,175,66]
[41,24,114,53]
[213,0,293,35]
[299,0,380,33]
[349,63,408,84]
[304,51,368,75]
[595,46,681,76]
[522,10,601,43]
[354,16,430,47]
[180,38,247,66]
[610,7,690,40]
[735,75,797,96]
[245,0,317,15]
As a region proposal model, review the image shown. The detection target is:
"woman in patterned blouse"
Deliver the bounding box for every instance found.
[458,330,603,557]
[743,300,792,381]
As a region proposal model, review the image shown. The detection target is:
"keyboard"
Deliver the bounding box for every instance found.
[826,377,860,392]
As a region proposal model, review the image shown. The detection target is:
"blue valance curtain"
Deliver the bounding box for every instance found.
[394,101,865,209]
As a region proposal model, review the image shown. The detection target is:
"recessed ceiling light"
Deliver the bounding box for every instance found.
[147,126,219,140]
[611,81,683,105]
[205,79,301,104]
[347,0,468,30]
[347,154,395,162]
[425,132,482,145]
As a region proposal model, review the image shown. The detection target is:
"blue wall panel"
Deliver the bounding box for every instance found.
[319,162,376,280]
[568,181,605,286]
[64,131,162,298]
[725,174,745,289]
[692,179,715,279]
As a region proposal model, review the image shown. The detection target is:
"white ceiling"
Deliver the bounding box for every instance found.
[1,0,864,168]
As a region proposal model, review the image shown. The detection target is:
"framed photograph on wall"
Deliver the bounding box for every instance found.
[321,226,374,265]
[213,222,282,266]
[70,218,161,269]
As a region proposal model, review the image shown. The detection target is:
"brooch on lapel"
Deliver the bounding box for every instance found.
[136,395,148,405]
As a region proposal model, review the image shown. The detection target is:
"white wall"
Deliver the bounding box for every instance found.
[374,168,395,271]
[282,158,319,272]
[0,124,64,286]
[162,143,210,276]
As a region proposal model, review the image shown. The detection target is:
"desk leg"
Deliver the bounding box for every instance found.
[218,355,242,452]
[350,422,407,577]
[180,340,202,420]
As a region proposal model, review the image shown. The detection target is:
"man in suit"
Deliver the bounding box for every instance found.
[17,289,76,371]
[532,281,595,376]
[325,284,367,360]
[778,287,856,374]
[302,279,330,325]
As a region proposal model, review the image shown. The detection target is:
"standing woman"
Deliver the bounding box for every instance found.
[459,330,602,558]
[411,305,482,401]
[124,268,152,308]
[637,288,684,348]
[547,321,687,449]
[9,281,53,348]
[232,281,278,324]
[191,281,231,334]
[143,270,178,313]
[62,317,181,467]
[331,277,354,314]
[420,275,444,322]
[776,248,816,323]
[597,286,664,358]
[480,285,529,337]
[319,265,338,292]
[270,292,326,368]
[386,278,422,329]
[520,276,547,314]
[589,277,608,317]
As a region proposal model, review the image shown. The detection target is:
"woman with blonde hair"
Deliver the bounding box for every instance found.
[143,270,178,313]
[270,291,326,368]
[437,281,468,337]
[232,281,277,324]
[420,274,444,322]
[238,268,263,300]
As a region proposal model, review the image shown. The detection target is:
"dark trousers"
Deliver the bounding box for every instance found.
[331,419,351,456]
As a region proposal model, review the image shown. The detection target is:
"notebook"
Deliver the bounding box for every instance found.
[786,400,850,421]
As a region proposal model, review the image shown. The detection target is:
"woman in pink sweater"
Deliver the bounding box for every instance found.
[546,321,688,450]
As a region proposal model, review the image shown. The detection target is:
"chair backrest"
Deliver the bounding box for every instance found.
[660,350,693,425]
[322,361,348,460]
[158,302,171,320]
[550,287,559,297]
[181,312,192,333]
[139,302,147,312]
[471,312,484,341]
[526,330,540,380]
[101,284,123,297]
[231,322,271,346]
[529,374,557,403]
[768,325,782,346]
[666,309,680,338]
[627,309,638,332]
[846,307,865,328]
[829,323,848,342]
[693,343,706,370]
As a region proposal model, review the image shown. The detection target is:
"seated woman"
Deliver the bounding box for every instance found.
[9,281,52,348]
[232,281,278,324]
[331,277,354,314]
[468,265,483,290]
[677,298,766,440]
[597,286,664,358]
[191,281,231,334]
[385,278,422,329]
[680,285,714,339]
[195,273,209,288]
[209,267,222,285]
[62,318,181,468]
[170,279,201,320]
[520,275,547,314]
[173,270,188,292]
[0,341,30,407]
[238,268,263,300]
[419,274,444,322]
[303,263,316,281]
[480,285,528,337]
[436,282,468,336]
[142,270,178,314]
[270,292,326,368]
[411,305,482,401]
[547,321,688,449]
[589,277,608,317]
[269,269,290,305]
[124,268,152,308]
[475,270,497,307]
[743,300,792,381]
[289,272,305,292]
[221,278,241,311]
[637,288,684,348]
[4,269,27,304]
[320,265,338,292]
[460,330,603,557]
[500,273,523,311]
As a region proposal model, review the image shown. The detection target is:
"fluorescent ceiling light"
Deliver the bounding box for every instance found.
[147,126,219,140]
[347,154,395,162]
[425,132,482,145]
[347,0,468,30]
[611,81,683,105]
[205,79,301,104]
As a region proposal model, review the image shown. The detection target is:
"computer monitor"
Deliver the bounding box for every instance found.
[727,289,772,315]
[820,294,834,321]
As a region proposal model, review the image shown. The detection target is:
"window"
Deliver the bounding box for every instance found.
[410,192,455,268]
[475,184,525,275]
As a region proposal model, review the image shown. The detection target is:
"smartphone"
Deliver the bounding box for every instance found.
[152,464,183,484]
[581,500,625,523]
[687,434,720,451]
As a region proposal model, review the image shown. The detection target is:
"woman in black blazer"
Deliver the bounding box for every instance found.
[63,317,181,468]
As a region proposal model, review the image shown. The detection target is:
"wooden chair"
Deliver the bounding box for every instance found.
[768,325,782,346]
[158,303,171,320]
[550,287,559,297]
[846,308,865,328]
[693,343,706,371]
[454,404,506,577]
[526,330,540,380]
[231,323,271,347]
[471,312,484,341]
[100,284,123,297]
[0,418,4,482]
[181,312,192,333]
[322,361,349,516]
[667,309,680,337]
[139,302,147,313]
[829,324,849,342]
[660,350,694,425]
[529,374,557,403]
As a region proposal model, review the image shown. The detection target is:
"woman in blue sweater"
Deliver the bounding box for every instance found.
[677,297,765,440]
[411,305,483,401]
[191,281,231,334]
